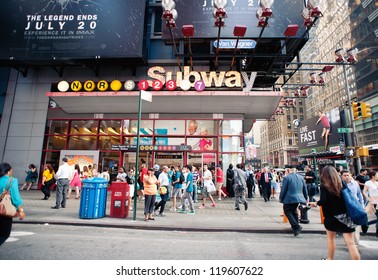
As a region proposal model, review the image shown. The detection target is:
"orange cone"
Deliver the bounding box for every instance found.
[319,206,325,224]
[283,210,288,223]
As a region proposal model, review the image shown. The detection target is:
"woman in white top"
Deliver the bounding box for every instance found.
[362,170,378,237]
[116,167,127,182]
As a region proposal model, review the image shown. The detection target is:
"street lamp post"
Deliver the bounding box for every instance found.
[342,63,361,173]
[311,149,318,186]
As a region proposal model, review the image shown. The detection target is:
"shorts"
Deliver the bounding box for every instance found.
[216,182,223,191]
[172,188,182,198]
[202,186,211,198]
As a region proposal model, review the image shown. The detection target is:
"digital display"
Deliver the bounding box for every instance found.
[0,0,146,63]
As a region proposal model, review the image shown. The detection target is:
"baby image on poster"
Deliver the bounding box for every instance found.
[199,127,213,150]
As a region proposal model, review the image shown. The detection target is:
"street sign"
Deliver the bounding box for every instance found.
[213,39,256,49]
[338,127,353,133]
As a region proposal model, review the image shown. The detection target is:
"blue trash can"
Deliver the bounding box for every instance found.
[79,177,108,219]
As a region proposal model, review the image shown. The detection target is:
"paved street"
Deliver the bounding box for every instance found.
[2,224,378,260]
[0,189,376,261]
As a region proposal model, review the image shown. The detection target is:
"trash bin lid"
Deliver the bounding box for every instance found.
[82,177,109,185]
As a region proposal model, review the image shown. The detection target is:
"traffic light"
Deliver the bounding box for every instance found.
[352,102,363,120]
[361,102,372,119]
[358,147,369,157]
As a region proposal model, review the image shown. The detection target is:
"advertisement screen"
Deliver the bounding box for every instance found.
[298,108,343,155]
[162,0,306,39]
[0,0,146,62]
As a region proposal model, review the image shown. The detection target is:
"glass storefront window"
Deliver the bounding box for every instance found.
[186,120,215,136]
[220,136,241,152]
[99,136,121,150]
[46,135,66,150]
[129,120,153,135]
[155,137,185,146]
[220,120,242,135]
[47,120,68,134]
[99,152,120,179]
[100,120,121,135]
[68,135,96,150]
[155,120,185,135]
[123,136,153,145]
[70,120,98,134]
[188,137,217,151]
[43,151,61,171]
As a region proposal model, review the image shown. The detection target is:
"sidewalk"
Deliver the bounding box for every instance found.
[14,190,337,234]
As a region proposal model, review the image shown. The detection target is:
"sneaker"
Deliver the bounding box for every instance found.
[169,207,177,212]
[194,200,199,203]
[159,213,165,217]
[187,211,195,215]
[198,205,205,209]
[211,203,216,207]
[218,198,221,201]
[154,210,159,216]
[235,207,240,211]
[244,202,248,211]
[178,209,186,213]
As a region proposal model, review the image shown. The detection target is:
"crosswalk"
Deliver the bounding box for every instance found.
[5,231,34,243]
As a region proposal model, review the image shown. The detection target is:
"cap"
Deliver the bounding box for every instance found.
[153,164,160,171]
[62,158,68,162]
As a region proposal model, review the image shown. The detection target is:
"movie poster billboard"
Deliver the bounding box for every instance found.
[0,0,146,62]
[163,0,306,39]
[298,108,342,155]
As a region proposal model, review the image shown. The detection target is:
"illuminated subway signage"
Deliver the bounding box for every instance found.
[56,66,258,92]
[147,66,257,90]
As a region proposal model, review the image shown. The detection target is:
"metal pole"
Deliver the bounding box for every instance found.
[133,91,142,221]
[313,154,318,186]
[343,63,361,174]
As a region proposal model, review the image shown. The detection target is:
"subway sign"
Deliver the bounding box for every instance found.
[55,66,258,93]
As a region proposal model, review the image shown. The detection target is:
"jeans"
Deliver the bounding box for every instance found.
[192,184,198,201]
[154,193,168,214]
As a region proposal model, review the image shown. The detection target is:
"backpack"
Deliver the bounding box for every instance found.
[227,169,234,179]
[179,173,185,184]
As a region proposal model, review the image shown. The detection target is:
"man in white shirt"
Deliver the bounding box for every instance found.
[199,164,216,209]
[154,166,170,216]
[52,158,72,209]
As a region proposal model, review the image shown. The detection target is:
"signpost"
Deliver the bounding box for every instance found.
[133,90,152,221]
[337,127,354,133]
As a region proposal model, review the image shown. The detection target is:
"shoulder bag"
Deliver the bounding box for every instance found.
[0,177,18,217]
[341,181,368,226]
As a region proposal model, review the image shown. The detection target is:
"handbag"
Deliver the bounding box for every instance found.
[365,201,376,215]
[207,181,216,193]
[158,186,167,195]
[0,177,18,217]
[341,181,368,226]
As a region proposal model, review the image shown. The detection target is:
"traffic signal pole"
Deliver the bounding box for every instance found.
[343,64,361,174]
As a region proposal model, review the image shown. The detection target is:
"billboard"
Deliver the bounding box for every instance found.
[298,108,343,155]
[0,0,146,63]
[163,0,306,39]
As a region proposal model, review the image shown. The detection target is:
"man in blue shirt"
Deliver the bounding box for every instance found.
[169,165,182,212]
[179,165,195,214]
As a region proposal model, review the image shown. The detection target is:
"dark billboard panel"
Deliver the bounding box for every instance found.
[163,0,306,39]
[298,108,343,155]
[0,0,146,62]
